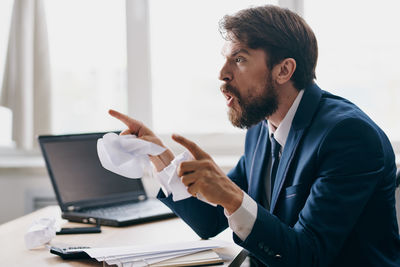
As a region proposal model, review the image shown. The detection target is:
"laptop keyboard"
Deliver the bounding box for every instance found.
[81,199,171,220]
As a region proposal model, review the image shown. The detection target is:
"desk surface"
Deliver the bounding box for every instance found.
[0,206,241,266]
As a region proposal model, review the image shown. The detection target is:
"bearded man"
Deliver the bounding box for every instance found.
[110,5,400,267]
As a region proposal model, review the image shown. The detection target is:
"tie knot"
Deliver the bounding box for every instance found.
[270,135,281,158]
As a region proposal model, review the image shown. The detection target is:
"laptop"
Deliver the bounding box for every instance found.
[38,132,176,227]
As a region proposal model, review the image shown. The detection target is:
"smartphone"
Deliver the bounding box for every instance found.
[56,225,101,235]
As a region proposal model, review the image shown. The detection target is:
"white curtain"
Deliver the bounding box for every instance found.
[0,0,51,150]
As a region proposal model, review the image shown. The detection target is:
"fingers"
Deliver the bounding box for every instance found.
[120,129,131,135]
[181,172,205,198]
[109,109,152,136]
[177,160,212,177]
[172,134,209,160]
[109,109,142,130]
[187,181,201,197]
[180,171,198,187]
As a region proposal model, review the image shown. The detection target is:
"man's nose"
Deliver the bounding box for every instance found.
[219,62,232,82]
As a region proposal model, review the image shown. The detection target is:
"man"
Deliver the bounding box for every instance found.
[110,5,400,266]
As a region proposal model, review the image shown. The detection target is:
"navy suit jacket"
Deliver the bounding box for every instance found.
[158,83,400,266]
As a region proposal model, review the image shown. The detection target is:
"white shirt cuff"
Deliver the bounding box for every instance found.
[224,192,257,241]
[154,166,171,197]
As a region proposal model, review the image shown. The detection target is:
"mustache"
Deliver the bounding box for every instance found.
[220,83,240,98]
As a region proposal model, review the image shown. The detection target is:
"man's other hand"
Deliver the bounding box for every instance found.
[172,133,243,214]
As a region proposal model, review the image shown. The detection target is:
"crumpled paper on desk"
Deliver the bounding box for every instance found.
[97,132,166,178]
[24,218,56,249]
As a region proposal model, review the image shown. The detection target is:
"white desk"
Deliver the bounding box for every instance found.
[0,206,241,266]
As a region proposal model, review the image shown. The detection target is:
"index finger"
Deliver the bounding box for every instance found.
[108,109,145,135]
[172,134,209,160]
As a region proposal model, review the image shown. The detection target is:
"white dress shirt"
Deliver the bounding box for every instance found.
[225,89,304,241]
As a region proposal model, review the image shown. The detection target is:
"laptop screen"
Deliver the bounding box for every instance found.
[39,133,147,209]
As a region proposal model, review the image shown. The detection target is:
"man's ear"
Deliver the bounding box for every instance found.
[273,58,296,85]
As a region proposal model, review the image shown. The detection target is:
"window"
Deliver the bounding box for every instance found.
[44,0,128,134]
[149,0,278,134]
[0,0,13,147]
[304,0,400,142]
[4,0,398,155]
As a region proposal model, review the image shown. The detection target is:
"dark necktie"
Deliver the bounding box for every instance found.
[269,134,281,200]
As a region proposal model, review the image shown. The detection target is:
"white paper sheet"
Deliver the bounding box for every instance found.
[104,249,206,266]
[150,250,223,267]
[83,239,229,259]
[84,240,229,267]
[97,133,166,178]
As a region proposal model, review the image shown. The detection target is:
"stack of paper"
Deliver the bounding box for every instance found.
[82,240,228,267]
[150,250,222,267]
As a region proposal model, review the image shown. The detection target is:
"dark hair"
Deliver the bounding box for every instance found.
[219,5,318,90]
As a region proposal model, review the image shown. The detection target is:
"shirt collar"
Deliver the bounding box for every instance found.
[267,89,304,148]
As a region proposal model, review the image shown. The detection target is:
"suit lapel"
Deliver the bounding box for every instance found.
[270,128,304,212]
[270,83,323,212]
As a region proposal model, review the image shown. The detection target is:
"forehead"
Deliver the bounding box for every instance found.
[221,40,248,57]
[221,39,266,60]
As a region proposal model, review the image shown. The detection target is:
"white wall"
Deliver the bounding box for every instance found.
[0,166,52,224]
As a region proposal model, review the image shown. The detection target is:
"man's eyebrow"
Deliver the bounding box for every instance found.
[231,48,250,57]
[221,48,250,58]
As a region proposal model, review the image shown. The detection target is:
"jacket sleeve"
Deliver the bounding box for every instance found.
[233,118,387,266]
[157,155,248,239]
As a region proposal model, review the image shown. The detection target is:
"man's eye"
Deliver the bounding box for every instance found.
[235,57,245,63]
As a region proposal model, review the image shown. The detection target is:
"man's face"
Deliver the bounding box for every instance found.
[219,40,279,129]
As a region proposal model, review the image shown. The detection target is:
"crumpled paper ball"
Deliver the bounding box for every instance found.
[24,217,57,249]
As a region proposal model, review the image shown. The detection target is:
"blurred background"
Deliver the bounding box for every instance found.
[0,0,399,224]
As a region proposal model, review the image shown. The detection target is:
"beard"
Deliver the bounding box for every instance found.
[223,74,278,129]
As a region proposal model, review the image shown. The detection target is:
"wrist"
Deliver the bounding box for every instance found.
[224,190,244,215]
[151,149,175,172]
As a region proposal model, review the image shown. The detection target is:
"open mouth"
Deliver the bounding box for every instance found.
[221,90,234,107]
